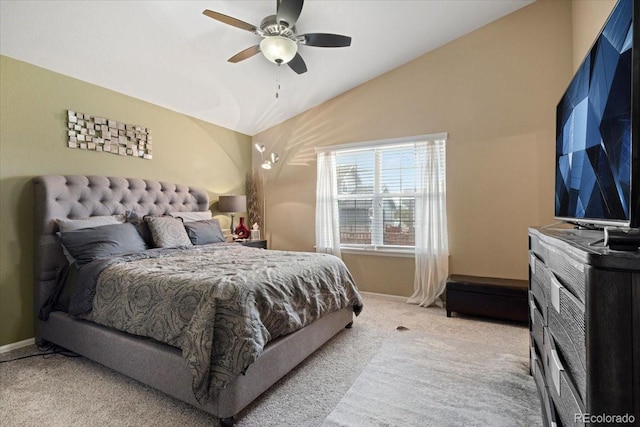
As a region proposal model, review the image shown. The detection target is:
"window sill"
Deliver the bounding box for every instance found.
[340,247,415,258]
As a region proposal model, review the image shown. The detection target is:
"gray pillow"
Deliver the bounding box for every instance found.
[184,219,225,245]
[59,222,147,266]
[145,216,192,248]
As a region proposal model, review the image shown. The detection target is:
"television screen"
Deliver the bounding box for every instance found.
[555,0,636,227]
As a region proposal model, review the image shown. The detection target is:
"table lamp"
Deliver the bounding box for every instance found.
[218,195,247,233]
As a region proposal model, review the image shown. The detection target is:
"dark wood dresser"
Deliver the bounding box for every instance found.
[528,227,640,427]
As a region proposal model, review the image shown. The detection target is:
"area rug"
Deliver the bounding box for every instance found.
[321,329,541,427]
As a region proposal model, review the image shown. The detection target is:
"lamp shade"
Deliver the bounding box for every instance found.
[218,195,247,213]
[260,36,298,64]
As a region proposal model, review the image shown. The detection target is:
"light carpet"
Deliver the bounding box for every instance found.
[322,329,541,427]
[0,293,540,426]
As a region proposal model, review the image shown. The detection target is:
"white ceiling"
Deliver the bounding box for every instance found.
[0,0,533,136]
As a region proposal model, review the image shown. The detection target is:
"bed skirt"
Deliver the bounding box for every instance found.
[39,307,354,419]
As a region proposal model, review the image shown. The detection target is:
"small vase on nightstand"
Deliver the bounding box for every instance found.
[235,217,250,239]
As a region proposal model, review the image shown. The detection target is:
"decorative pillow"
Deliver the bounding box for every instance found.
[184,219,225,245]
[169,211,212,222]
[58,222,147,266]
[56,214,125,232]
[145,216,192,248]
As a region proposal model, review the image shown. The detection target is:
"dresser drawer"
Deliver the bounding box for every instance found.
[542,387,561,427]
[532,343,560,427]
[545,391,560,427]
[530,233,547,263]
[530,293,545,352]
[547,361,584,427]
[544,243,586,303]
[530,253,547,310]
[545,329,585,427]
[547,276,586,400]
[530,254,552,310]
[548,312,586,402]
[531,344,545,391]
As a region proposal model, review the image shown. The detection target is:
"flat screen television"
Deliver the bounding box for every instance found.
[555,0,639,228]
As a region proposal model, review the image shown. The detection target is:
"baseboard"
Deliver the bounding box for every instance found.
[360,291,408,302]
[0,337,35,354]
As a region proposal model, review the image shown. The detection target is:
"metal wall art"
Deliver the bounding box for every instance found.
[66,110,152,160]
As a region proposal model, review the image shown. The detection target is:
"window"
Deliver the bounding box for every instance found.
[316,133,447,256]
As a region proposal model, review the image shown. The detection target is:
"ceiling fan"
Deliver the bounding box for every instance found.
[203,0,351,74]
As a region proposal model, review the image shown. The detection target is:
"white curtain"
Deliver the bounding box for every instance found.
[407,140,449,307]
[315,151,342,257]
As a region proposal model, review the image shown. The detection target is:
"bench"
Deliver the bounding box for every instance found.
[445,275,528,323]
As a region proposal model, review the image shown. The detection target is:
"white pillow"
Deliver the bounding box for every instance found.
[169,211,212,222]
[56,214,125,232]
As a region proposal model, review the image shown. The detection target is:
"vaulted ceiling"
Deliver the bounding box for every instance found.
[0,1,533,135]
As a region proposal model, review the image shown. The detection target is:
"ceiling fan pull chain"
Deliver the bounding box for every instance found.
[276,65,281,99]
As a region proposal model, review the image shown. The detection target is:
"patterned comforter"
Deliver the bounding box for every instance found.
[72,244,363,403]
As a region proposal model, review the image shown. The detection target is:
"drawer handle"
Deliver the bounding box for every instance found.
[550,275,562,313]
[550,349,564,396]
[530,300,536,325]
[530,254,536,274]
[530,346,537,375]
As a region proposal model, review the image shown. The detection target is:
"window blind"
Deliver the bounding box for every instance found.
[335,143,444,248]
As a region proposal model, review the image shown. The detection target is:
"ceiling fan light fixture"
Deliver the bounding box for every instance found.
[260,36,298,64]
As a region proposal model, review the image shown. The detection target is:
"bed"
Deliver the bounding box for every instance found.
[33,175,362,425]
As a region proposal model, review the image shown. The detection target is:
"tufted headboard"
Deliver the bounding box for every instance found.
[33,175,210,317]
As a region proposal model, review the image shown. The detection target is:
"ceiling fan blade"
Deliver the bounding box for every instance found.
[203,9,257,33]
[288,53,307,74]
[228,45,261,63]
[276,0,304,27]
[302,33,352,48]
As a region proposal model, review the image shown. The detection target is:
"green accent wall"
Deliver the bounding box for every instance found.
[0,55,251,346]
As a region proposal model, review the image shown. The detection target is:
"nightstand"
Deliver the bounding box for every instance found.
[237,239,268,249]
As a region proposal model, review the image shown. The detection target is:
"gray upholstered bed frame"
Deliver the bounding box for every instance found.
[33,175,353,423]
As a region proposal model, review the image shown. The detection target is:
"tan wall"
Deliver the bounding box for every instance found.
[0,56,251,346]
[0,0,618,346]
[253,0,574,297]
[572,0,617,71]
